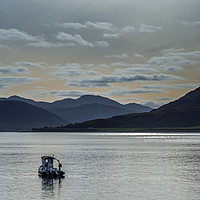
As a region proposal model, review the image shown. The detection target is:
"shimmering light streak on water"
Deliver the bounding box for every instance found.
[1,132,200,200]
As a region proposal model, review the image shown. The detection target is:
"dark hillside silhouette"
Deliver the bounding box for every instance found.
[64,87,200,129]
[1,95,151,123]
[0,100,65,131]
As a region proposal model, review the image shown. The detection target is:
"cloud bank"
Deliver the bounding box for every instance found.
[0,66,30,74]
[69,74,183,88]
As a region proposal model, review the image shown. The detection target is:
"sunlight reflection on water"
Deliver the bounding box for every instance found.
[1,132,200,200]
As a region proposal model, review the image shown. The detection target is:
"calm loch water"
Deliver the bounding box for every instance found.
[1,132,200,200]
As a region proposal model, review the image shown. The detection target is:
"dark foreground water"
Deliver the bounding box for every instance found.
[1,132,200,200]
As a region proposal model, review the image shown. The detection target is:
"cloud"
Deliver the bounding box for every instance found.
[23,89,99,99]
[122,26,135,33]
[0,29,41,41]
[115,64,159,74]
[157,97,173,101]
[98,64,109,68]
[142,83,200,90]
[161,66,183,72]
[106,53,129,59]
[0,76,39,87]
[181,20,200,27]
[110,88,162,96]
[15,62,43,68]
[53,66,84,77]
[95,41,109,47]
[0,29,76,48]
[148,49,200,71]
[69,73,183,88]
[49,90,90,98]
[111,50,196,73]
[163,48,200,58]
[149,56,197,68]
[0,85,9,90]
[139,23,162,33]
[56,32,94,47]
[111,62,130,67]
[56,21,135,36]
[21,89,50,99]
[56,32,109,48]
[133,54,144,58]
[141,101,162,109]
[26,40,74,48]
[112,62,179,73]
[0,66,30,74]
[56,21,116,31]
[52,63,99,77]
[55,22,87,30]
[85,22,115,31]
[103,33,120,39]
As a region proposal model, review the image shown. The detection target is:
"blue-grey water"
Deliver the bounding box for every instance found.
[1,132,200,200]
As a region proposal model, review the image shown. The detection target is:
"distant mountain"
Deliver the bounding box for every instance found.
[49,95,152,122]
[0,100,66,131]
[51,95,151,112]
[153,87,200,113]
[1,95,37,105]
[0,95,152,123]
[1,95,53,110]
[52,95,122,108]
[123,103,151,113]
[53,103,136,123]
[64,87,200,129]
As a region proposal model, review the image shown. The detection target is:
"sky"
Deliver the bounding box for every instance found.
[0,0,200,108]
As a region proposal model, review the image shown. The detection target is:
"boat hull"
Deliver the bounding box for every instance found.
[38,171,65,178]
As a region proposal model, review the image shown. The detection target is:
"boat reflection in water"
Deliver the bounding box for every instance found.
[41,178,62,198]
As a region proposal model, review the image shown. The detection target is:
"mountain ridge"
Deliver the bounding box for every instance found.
[62,87,200,129]
[0,94,152,123]
[152,87,200,113]
[53,103,135,123]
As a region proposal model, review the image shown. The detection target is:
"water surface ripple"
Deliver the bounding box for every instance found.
[1,132,200,200]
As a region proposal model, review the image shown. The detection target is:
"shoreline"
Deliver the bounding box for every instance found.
[31,127,200,133]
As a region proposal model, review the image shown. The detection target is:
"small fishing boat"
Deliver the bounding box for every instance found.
[38,156,65,178]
